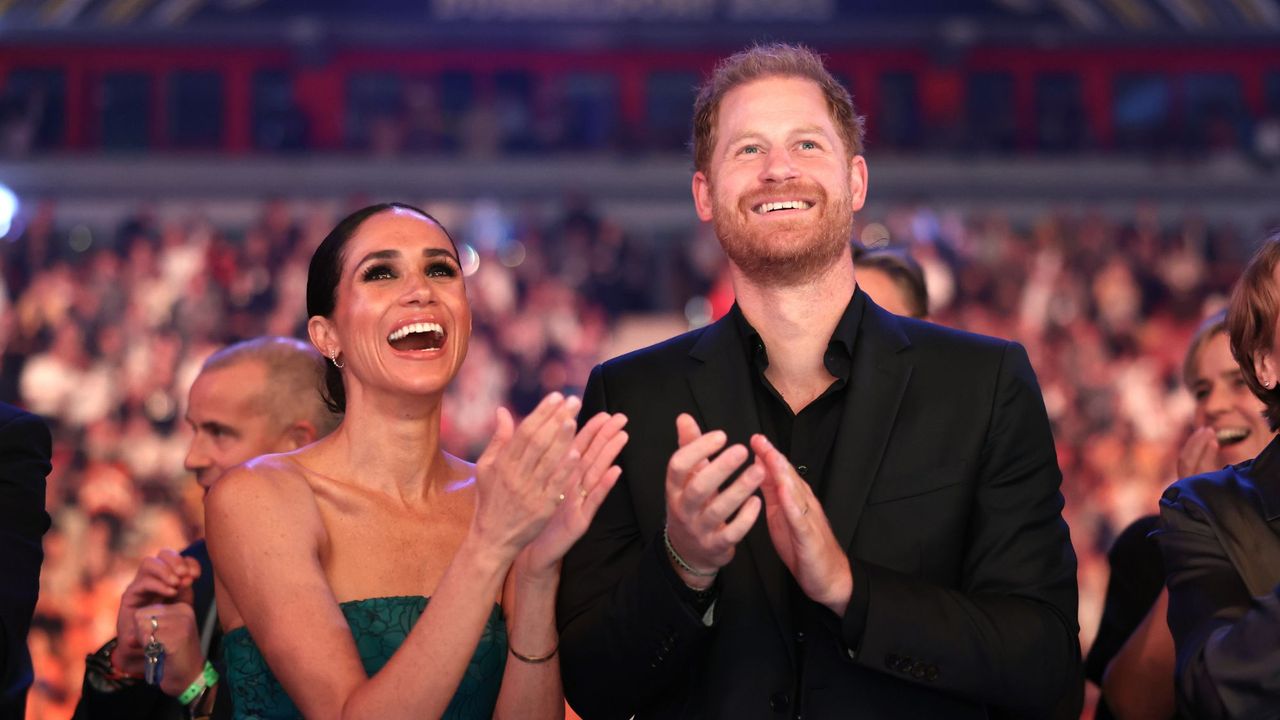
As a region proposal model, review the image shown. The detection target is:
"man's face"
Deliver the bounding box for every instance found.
[692,75,867,287]
[183,360,286,490]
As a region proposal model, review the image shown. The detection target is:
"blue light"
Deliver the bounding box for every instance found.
[0,184,16,238]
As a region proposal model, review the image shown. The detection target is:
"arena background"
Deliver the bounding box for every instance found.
[4,0,1280,717]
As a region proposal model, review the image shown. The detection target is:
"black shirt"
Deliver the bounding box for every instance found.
[729,292,861,498]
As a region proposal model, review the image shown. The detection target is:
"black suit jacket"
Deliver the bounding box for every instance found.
[1157,436,1280,719]
[73,540,229,720]
[0,403,52,720]
[558,293,1080,720]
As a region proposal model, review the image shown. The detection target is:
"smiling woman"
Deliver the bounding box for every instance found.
[204,203,629,720]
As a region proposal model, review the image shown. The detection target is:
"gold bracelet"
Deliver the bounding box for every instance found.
[508,640,558,664]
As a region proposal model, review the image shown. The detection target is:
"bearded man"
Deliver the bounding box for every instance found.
[557,44,1081,720]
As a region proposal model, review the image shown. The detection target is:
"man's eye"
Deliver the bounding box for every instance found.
[362,264,395,281]
[739,145,761,155]
[799,140,818,150]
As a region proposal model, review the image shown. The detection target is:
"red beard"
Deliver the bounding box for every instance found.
[712,180,855,288]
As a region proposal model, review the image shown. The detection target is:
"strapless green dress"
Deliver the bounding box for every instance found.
[222,596,507,719]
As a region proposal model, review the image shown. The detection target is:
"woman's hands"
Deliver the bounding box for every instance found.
[469,392,629,578]
[518,410,629,579]
[471,393,583,560]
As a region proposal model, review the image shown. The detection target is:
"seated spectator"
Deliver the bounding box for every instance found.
[852,243,929,318]
[1157,233,1280,718]
[1091,309,1274,720]
[74,336,340,720]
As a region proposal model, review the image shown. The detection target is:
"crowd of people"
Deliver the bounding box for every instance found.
[3,187,1278,717]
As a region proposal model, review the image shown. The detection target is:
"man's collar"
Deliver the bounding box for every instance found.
[729,289,864,365]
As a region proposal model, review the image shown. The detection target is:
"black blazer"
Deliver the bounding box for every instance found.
[558,292,1080,720]
[73,540,229,720]
[1157,436,1280,719]
[0,403,52,720]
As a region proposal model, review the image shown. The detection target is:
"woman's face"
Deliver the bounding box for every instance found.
[1190,332,1272,465]
[318,209,470,399]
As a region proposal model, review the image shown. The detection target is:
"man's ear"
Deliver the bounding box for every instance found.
[281,420,319,451]
[692,171,715,222]
[848,155,868,212]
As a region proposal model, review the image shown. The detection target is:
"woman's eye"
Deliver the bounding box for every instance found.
[428,262,458,278]
[361,264,395,281]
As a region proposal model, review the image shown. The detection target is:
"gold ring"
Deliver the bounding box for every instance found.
[556,493,566,505]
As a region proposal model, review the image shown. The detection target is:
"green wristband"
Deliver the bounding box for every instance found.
[179,661,219,706]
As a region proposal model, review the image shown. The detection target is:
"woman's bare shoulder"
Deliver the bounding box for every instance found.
[206,453,322,528]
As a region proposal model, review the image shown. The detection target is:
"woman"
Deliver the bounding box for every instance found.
[205,203,628,719]
[1093,309,1274,720]
[1156,233,1280,719]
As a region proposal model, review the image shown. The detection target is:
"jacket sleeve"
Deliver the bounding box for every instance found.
[557,364,715,720]
[71,643,170,720]
[842,342,1082,713]
[0,407,53,707]
[1157,485,1280,719]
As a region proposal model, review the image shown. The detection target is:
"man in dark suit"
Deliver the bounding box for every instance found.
[557,43,1080,719]
[74,337,339,720]
[0,402,52,720]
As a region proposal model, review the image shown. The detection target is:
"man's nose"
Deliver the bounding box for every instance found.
[759,147,799,183]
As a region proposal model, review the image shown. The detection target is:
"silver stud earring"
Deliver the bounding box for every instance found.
[329,348,344,369]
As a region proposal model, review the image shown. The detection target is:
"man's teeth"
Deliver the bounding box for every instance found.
[387,322,443,342]
[1215,428,1249,444]
[756,200,813,214]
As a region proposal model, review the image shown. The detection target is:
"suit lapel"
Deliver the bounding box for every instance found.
[687,312,795,657]
[823,297,913,550]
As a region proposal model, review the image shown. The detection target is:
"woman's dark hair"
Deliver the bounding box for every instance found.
[1227,230,1280,430]
[306,202,458,414]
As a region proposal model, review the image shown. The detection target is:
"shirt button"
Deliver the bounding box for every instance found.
[796,465,808,476]
[769,692,790,712]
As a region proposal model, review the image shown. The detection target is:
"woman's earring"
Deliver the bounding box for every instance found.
[329,348,344,369]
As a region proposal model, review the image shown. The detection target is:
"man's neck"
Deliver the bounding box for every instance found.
[732,249,856,413]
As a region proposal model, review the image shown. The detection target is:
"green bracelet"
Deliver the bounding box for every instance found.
[179,661,219,706]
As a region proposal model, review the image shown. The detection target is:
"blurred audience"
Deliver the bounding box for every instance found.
[2,196,1277,718]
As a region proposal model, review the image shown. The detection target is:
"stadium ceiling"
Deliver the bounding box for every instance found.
[0,0,1276,42]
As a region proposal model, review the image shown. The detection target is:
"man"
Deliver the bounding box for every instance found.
[558,44,1080,719]
[851,243,928,319]
[75,337,340,720]
[0,403,53,720]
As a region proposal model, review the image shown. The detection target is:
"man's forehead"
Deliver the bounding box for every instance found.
[188,360,270,416]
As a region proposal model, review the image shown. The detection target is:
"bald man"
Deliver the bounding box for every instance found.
[75,337,341,720]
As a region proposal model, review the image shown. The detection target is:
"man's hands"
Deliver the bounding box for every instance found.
[663,416,852,613]
[114,549,207,695]
[751,434,852,617]
[663,414,764,589]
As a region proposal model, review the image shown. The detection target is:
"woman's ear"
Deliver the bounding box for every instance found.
[1254,350,1275,389]
[308,316,337,359]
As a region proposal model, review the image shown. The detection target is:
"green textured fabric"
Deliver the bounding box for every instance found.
[223,596,507,719]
